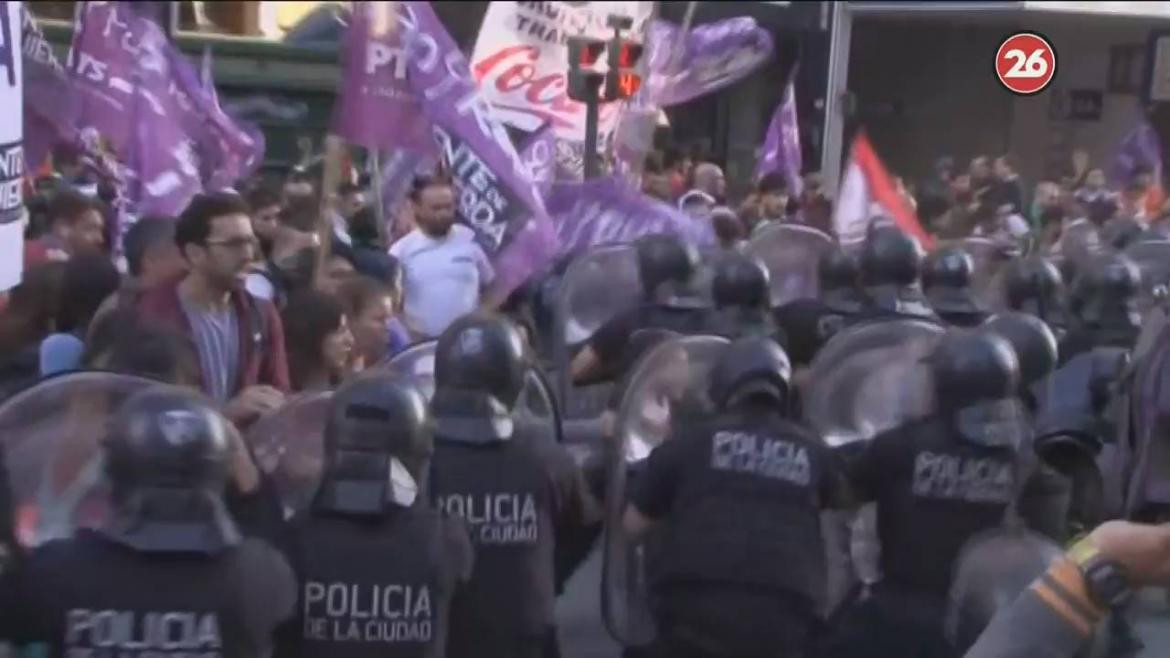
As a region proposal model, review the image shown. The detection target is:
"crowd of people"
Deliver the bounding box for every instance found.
[2,129,1170,658]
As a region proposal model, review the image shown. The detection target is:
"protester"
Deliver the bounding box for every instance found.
[39,253,121,376]
[94,217,186,321]
[345,205,400,284]
[642,151,675,202]
[282,167,316,203]
[0,263,66,398]
[336,275,411,365]
[246,199,320,305]
[689,161,727,204]
[24,190,107,267]
[664,146,692,199]
[316,244,358,294]
[137,192,290,425]
[752,171,790,235]
[281,289,355,392]
[799,172,834,236]
[246,184,283,259]
[678,189,716,221]
[1074,168,1119,225]
[969,155,994,201]
[990,154,1026,215]
[711,206,746,249]
[1118,180,1150,224]
[389,175,494,339]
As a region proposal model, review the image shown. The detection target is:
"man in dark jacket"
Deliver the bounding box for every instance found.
[137,192,290,426]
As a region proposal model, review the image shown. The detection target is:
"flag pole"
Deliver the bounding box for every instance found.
[370,151,389,248]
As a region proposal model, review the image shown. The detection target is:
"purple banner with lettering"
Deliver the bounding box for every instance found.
[376,147,437,226]
[646,17,773,108]
[756,71,802,195]
[332,2,430,154]
[547,176,715,256]
[400,1,555,298]
[22,7,77,172]
[519,122,556,197]
[70,2,260,216]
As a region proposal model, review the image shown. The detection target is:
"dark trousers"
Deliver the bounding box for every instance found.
[821,582,953,658]
[649,585,816,658]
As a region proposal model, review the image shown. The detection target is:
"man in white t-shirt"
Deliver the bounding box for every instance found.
[389,177,495,338]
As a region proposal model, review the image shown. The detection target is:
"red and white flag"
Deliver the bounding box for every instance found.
[833,132,933,249]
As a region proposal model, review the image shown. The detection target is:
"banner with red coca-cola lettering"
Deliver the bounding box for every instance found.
[471,1,654,179]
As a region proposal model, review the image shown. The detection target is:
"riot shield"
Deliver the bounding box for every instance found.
[802,319,946,447]
[1123,240,1170,320]
[602,335,730,646]
[553,245,643,411]
[745,223,835,306]
[378,340,438,398]
[958,237,1015,308]
[1049,221,1102,276]
[0,372,160,548]
[247,391,334,515]
[945,527,1063,652]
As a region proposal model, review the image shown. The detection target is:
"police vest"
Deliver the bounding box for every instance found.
[655,416,827,605]
[288,510,459,658]
[429,434,557,636]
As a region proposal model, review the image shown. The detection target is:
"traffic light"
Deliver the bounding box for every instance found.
[567,36,606,102]
[604,39,644,101]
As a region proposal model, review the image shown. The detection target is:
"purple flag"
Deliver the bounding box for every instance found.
[1110,119,1163,187]
[546,177,715,257]
[646,17,773,107]
[756,71,803,196]
[332,2,431,154]
[70,2,261,215]
[376,147,437,227]
[398,1,555,298]
[519,123,556,197]
[22,7,78,172]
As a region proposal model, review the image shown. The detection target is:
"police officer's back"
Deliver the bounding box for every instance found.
[624,337,849,658]
[774,246,866,367]
[571,234,710,383]
[923,247,991,328]
[0,388,296,657]
[1061,253,1142,364]
[428,314,595,658]
[834,331,1024,657]
[277,376,473,658]
[1001,256,1068,339]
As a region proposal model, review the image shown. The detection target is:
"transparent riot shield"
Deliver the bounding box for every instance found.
[553,245,643,420]
[1124,240,1170,321]
[378,340,438,398]
[247,391,334,515]
[1049,221,1102,276]
[958,237,1016,309]
[745,223,835,306]
[802,318,946,447]
[0,372,160,548]
[945,527,1063,652]
[602,335,730,646]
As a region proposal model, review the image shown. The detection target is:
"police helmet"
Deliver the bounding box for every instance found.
[859,225,923,289]
[708,336,792,412]
[1100,216,1145,251]
[1070,253,1141,329]
[819,246,865,312]
[929,330,1023,447]
[982,312,1059,389]
[1002,256,1064,321]
[432,313,528,443]
[315,376,432,515]
[924,247,981,314]
[711,253,771,310]
[635,233,701,305]
[101,387,240,554]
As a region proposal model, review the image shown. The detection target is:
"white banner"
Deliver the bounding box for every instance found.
[471,1,653,156]
[0,1,22,292]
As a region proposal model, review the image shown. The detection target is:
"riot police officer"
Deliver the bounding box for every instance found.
[1001,256,1068,338]
[707,252,782,341]
[854,225,937,322]
[829,330,1025,658]
[774,245,866,367]
[571,233,710,383]
[428,313,597,658]
[923,247,990,327]
[623,336,849,657]
[983,312,1060,412]
[0,387,296,654]
[277,375,473,658]
[1062,253,1143,363]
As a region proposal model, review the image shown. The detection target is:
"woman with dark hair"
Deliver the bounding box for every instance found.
[280,290,356,392]
[39,253,122,376]
[0,263,67,396]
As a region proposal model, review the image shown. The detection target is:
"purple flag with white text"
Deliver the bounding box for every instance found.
[398,1,555,298]
[645,17,773,107]
[547,177,715,257]
[756,70,803,196]
[22,7,77,172]
[332,1,430,154]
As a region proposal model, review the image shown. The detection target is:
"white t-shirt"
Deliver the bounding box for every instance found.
[389,225,495,338]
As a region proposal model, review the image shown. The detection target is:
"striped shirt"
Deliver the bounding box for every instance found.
[180,296,240,402]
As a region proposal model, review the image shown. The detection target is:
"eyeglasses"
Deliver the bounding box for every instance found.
[204,237,257,251]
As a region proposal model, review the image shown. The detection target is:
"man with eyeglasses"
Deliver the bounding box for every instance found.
[137,192,291,427]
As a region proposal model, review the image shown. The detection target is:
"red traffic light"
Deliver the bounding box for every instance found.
[616,42,644,69]
[568,37,606,68]
[617,72,642,98]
